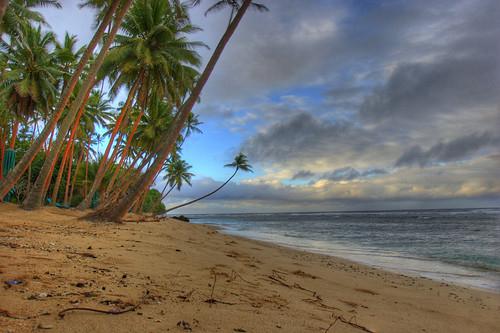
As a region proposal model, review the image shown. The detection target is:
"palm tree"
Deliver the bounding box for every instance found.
[160,158,193,201]
[21,0,133,209]
[0,0,122,201]
[1,24,60,147]
[90,0,265,222]
[1,0,61,37]
[78,0,203,210]
[165,153,251,213]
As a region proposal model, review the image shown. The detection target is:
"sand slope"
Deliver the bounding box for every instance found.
[0,204,499,332]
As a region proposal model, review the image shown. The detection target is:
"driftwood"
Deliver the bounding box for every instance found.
[58,304,139,318]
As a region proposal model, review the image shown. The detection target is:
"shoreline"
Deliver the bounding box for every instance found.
[200,224,500,294]
[1,204,500,332]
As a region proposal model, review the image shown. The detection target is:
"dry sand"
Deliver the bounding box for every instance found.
[0,203,499,333]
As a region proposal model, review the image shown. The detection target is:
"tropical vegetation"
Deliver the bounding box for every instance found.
[0,0,265,222]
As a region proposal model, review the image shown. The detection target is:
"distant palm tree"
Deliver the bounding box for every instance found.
[160,158,193,201]
[164,153,252,213]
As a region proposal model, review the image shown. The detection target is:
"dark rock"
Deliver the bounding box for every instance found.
[171,215,190,222]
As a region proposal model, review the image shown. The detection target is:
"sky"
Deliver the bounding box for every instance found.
[39,0,500,213]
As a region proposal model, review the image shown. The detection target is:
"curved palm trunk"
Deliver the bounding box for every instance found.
[50,92,89,204]
[0,128,5,180]
[69,147,84,205]
[0,0,121,200]
[9,120,19,149]
[63,140,75,206]
[88,0,252,222]
[105,105,145,195]
[78,75,142,210]
[49,140,69,204]
[166,168,237,213]
[160,183,174,201]
[22,0,133,210]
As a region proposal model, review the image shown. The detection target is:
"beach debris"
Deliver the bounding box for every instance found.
[177,320,192,331]
[234,329,247,332]
[5,279,24,286]
[292,270,318,279]
[75,282,85,288]
[177,289,195,302]
[37,323,54,330]
[324,312,376,333]
[58,304,139,318]
[204,270,236,306]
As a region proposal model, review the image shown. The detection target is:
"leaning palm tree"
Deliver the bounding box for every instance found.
[164,153,251,213]
[90,0,267,222]
[77,0,202,210]
[21,0,133,209]
[0,0,122,201]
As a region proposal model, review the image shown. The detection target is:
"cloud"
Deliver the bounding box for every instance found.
[291,170,315,180]
[359,56,500,124]
[243,112,379,164]
[322,167,388,181]
[395,132,500,167]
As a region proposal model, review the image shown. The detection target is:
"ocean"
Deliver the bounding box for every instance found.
[189,208,500,292]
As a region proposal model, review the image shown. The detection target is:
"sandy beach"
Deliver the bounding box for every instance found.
[1,203,499,333]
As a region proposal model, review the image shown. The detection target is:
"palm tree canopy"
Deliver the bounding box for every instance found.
[1,23,61,119]
[1,0,61,36]
[164,158,193,190]
[225,152,252,172]
[99,0,204,105]
[190,0,268,16]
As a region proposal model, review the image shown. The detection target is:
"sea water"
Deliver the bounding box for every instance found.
[189,208,500,292]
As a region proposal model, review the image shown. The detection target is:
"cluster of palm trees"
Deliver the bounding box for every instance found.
[0,0,263,221]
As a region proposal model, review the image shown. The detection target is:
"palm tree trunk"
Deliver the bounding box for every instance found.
[165,168,238,213]
[63,139,75,206]
[84,145,89,197]
[49,140,69,204]
[78,74,142,210]
[49,91,89,204]
[69,147,84,205]
[161,185,175,201]
[105,103,145,195]
[88,0,252,222]
[0,0,122,200]
[0,127,5,180]
[0,0,8,25]
[22,0,133,210]
[9,120,19,149]
[46,128,54,152]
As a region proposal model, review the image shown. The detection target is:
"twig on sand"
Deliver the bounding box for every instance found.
[0,308,39,320]
[204,269,236,306]
[325,312,376,333]
[58,305,139,318]
[58,291,148,318]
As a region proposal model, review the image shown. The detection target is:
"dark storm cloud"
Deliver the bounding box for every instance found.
[395,132,500,167]
[359,56,500,123]
[243,112,377,163]
[322,167,388,181]
[291,170,315,180]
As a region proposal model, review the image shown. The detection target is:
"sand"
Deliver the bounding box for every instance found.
[0,203,499,333]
